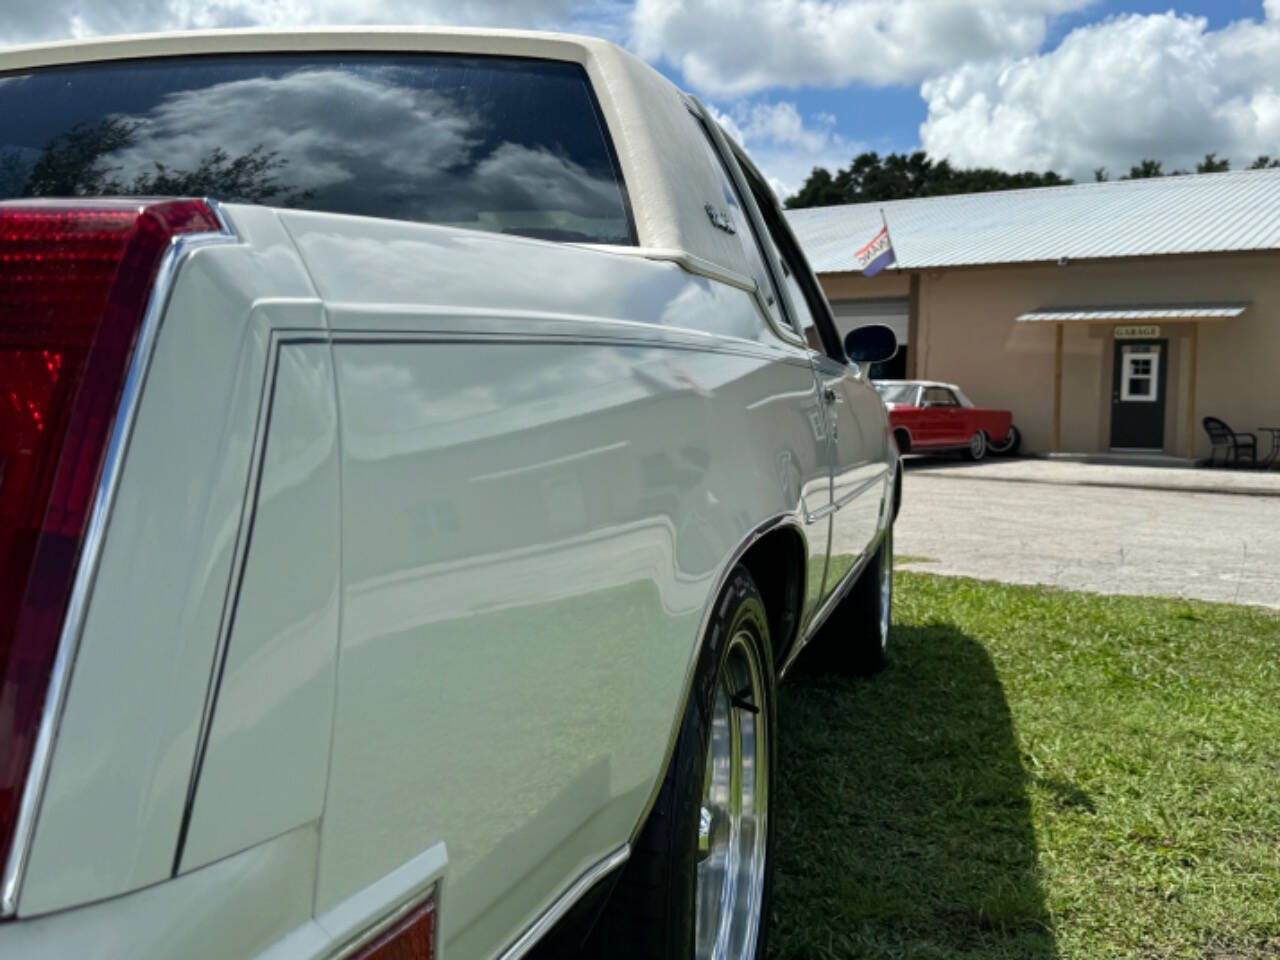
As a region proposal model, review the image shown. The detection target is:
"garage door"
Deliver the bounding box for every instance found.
[830,297,909,342]
[830,297,909,377]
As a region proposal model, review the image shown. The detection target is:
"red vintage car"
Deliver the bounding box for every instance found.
[874,380,1020,460]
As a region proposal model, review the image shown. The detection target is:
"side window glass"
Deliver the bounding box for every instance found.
[690,118,785,327]
[752,215,824,352]
[736,159,842,357]
[925,387,958,407]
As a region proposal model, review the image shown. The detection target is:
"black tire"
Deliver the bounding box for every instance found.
[806,527,893,676]
[893,428,911,455]
[587,566,776,959]
[963,429,988,461]
[988,424,1021,456]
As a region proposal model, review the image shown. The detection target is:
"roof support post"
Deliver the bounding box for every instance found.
[1185,322,1199,459]
[907,273,920,379]
[1052,323,1063,453]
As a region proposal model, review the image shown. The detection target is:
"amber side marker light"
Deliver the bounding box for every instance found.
[346,898,438,960]
[0,198,220,883]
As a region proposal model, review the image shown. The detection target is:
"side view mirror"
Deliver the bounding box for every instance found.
[844,324,898,364]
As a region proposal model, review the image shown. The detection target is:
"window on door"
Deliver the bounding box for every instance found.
[732,152,845,359]
[1121,350,1159,402]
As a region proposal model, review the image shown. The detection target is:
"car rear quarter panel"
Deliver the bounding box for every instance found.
[974,408,1014,440]
[271,209,826,958]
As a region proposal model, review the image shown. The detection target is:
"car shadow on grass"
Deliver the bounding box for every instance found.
[770,622,1055,959]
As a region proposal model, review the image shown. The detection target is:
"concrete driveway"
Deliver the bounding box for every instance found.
[885,458,1280,610]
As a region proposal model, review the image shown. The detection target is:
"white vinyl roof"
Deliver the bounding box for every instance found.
[786,168,1280,273]
[1016,304,1249,323]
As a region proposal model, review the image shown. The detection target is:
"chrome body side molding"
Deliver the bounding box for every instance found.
[493,844,630,960]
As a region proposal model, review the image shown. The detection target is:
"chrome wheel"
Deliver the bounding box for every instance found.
[694,631,769,960]
[967,430,987,460]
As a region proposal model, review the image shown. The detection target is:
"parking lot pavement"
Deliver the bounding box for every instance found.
[885,459,1280,610]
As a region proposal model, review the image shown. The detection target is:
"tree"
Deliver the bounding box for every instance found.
[785,150,1072,208]
[787,166,845,208]
[127,145,312,206]
[3,118,311,206]
[1122,159,1165,179]
[782,148,1280,210]
[1196,152,1230,173]
[20,119,139,196]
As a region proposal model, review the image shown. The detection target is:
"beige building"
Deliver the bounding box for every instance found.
[787,169,1280,461]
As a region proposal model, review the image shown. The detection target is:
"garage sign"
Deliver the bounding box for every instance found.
[1114,324,1160,339]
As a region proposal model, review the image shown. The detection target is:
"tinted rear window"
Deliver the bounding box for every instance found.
[0,54,635,245]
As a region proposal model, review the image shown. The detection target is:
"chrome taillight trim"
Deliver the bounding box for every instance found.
[0,200,238,918]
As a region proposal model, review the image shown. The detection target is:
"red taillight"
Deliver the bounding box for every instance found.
[348,898,438,960]
[0,198,220,878]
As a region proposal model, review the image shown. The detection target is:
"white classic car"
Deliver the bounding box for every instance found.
[0,27,900,960]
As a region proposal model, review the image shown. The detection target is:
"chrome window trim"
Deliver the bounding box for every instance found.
[584,244,806,350]
[833,471,888,511]
[630,246,756,293]
[803,502,837,523]
[494,843,630,960]
[685,96,810,354]
[679,101,812,352]
[0,201,238,917]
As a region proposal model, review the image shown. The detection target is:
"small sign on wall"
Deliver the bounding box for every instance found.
[1114,324,1160,339]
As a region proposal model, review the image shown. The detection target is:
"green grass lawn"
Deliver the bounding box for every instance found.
[769,573,1280,960]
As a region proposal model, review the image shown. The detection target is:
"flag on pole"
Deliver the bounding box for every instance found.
[854,215,896,277]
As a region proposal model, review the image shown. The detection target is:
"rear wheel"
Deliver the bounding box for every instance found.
[963,429,988,461]
[806,527,893,676]
[988,424,1021,456]
[588,567,776,959]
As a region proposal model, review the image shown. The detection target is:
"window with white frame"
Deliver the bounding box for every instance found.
[1120,347,1159,402]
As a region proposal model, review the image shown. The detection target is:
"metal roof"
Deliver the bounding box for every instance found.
[785,168,1280,273]
[1016,303,1249,323]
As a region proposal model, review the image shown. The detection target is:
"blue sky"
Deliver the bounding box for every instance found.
[725,1,1267,165]
[621,0,1280,194]
[5,1,1280,197]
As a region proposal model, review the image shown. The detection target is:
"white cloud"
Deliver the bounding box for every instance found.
[709,99,859,199]
[920,9,1280,179]
[631,0,1094,96]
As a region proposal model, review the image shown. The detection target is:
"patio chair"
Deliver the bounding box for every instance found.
[1202,417,1257,467]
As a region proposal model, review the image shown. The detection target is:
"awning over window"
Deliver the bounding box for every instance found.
[1015,303,1248,323]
